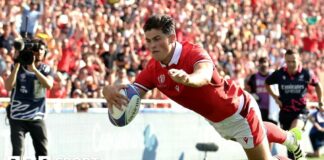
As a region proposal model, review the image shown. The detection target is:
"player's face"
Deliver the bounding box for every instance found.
[145,29,175,63]
[34,45,46,61]
[259,61,269,73]
[285,54,300,73]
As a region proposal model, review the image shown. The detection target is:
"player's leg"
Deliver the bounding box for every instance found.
[28,120,48,159]
[240,104,283,159]
[209,110,276,159]
[9,119,27,157]
[289,115,307,159]
[264,122,287,143]
[290,118,305,130]
[232,93,290,160]
[264,122,306,160]
[244,141,293,160]
[260,109,277,151]
[279,112,298,159]
[243,137,274,160]
[209,93,291,160]
[242,93,293,160]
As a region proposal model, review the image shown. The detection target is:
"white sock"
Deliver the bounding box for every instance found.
[283,131,295,146]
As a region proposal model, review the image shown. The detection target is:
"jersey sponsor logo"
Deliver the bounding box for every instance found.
[280,84,305,94]
[158,74,165,84]
[20,86,28,94]
[281,84,304,90]
[298,75,304,81]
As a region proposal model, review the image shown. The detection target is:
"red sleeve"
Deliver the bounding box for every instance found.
[188,46,223,86]
[188,44,213,68]
[134,59,156,92]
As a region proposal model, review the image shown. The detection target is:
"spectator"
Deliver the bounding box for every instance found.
[0,70,10,108]
[0,70,9,97]
[114,68,130,85]
[100,42,118,73]
[48,72,67,98]
[0,23,16,53]
[19,0,43,38]
[127,71,136,83]
[306,109,324,158]
[72,89,90,112]
[0,47,9,75]
[5,39,53,159]
[0,0,322,111]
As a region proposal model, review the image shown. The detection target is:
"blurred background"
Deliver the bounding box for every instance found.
[0,0,323,159]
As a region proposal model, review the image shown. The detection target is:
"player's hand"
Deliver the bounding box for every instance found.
[168,69,190,85]
[102,85,129,113]
[274,96,283,108]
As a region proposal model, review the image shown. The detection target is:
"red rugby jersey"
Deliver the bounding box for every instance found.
[134,41,248,122]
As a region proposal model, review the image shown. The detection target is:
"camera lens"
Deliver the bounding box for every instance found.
[18,50,34,65]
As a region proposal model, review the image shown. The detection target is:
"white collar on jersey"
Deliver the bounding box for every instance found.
[160,41,183,67]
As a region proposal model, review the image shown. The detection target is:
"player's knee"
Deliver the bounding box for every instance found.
[244,138,272,160]
[290,118,304,129]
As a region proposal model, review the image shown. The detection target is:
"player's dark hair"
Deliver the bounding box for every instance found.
[143,15,175,35]
[34,39,45,49]
[33,39,48,58]
[285,49,299,55]
[258,57,268,63]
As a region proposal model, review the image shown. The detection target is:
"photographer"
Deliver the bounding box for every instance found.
[4,39,53,159]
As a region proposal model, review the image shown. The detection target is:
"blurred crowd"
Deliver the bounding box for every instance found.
[0,0,323,109]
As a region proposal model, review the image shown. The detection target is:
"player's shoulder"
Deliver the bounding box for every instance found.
[278,67,285,71]
[181,41,208,58]
[181,41,204,52]
[248,73,257,80]
[267,68,283,80]
[274,67,285,74]
[301,67,311,74]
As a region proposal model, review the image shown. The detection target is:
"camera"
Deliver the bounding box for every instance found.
[13,38,43,65]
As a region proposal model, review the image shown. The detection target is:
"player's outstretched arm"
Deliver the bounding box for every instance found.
[168,61,213,87]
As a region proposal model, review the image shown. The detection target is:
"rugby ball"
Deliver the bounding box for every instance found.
[108,84,141,127]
